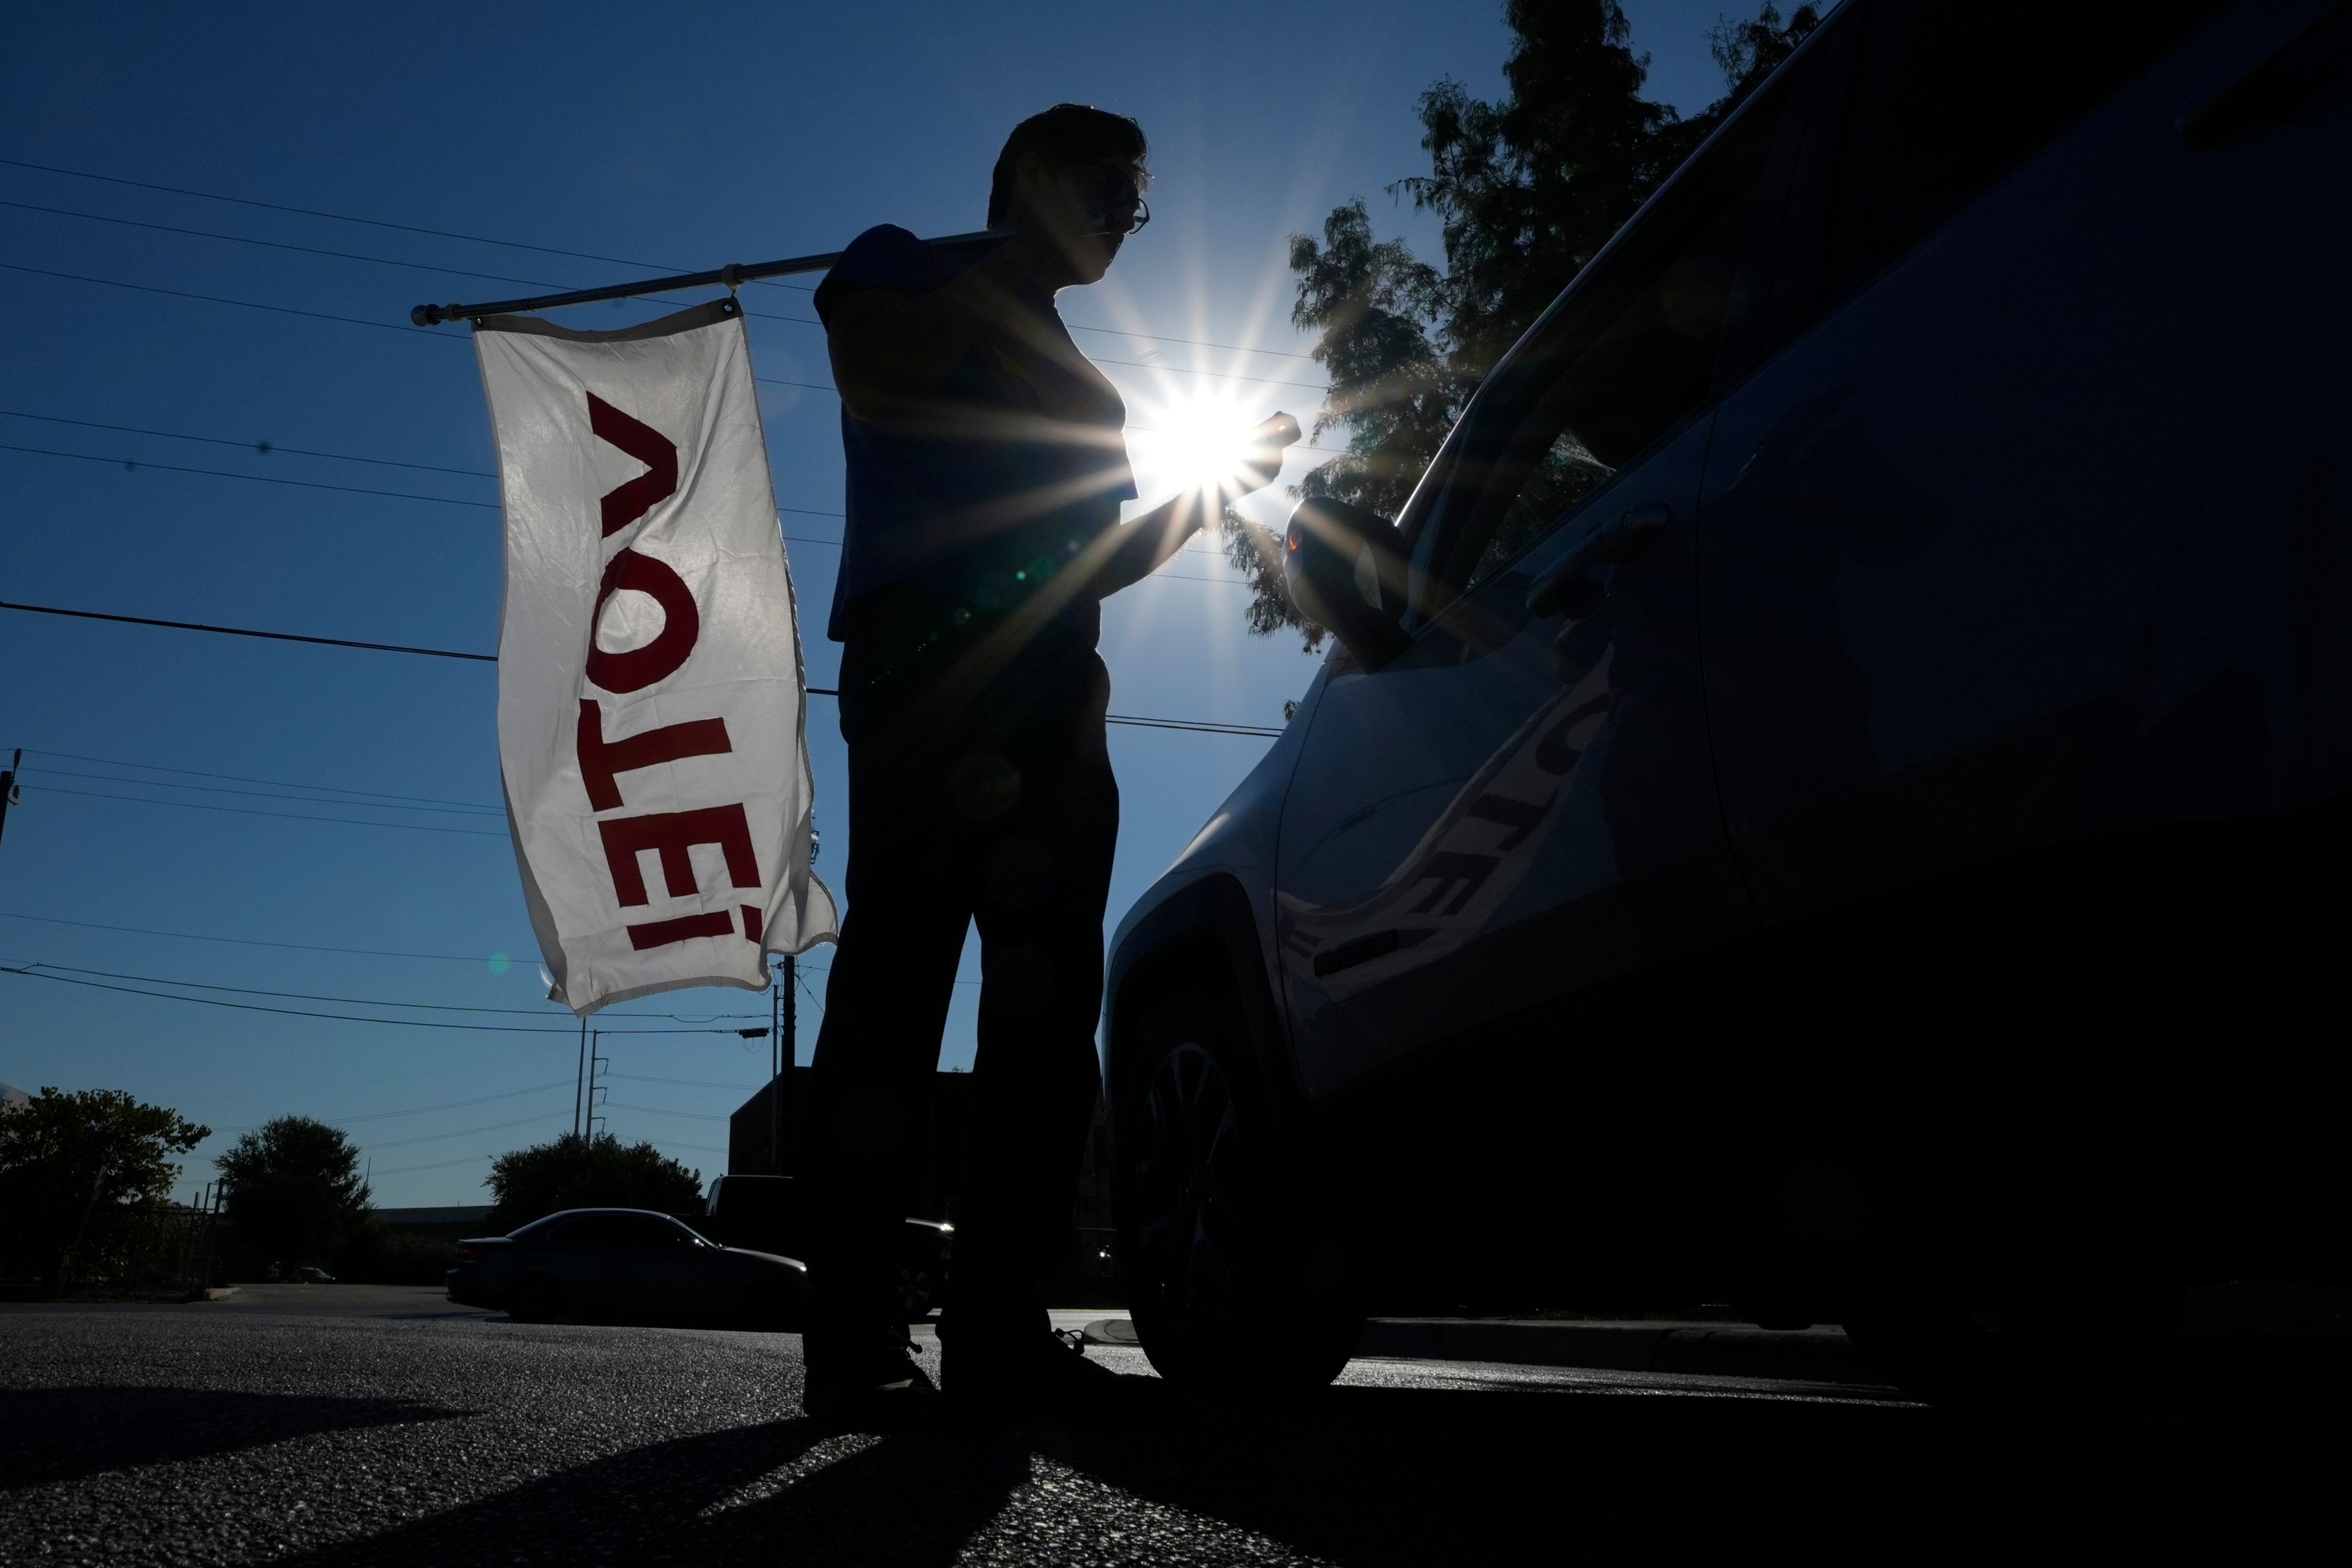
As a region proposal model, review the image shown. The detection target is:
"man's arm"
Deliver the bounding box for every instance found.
[826,236,1056,423]
[1086,413,1300,597]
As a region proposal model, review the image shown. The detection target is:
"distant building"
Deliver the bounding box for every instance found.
[0,1081,30,1112]
[372,1205,497,1244]
[374,1205,497,1230]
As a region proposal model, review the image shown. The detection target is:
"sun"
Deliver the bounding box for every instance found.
[1129,390,1267,500]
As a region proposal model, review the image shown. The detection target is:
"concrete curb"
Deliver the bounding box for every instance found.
[1083,1315,1885,1387]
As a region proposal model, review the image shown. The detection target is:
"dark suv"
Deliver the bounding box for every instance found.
[1103,0,2352,1403]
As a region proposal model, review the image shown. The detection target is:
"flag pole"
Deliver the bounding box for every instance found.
[409,228,1015,326]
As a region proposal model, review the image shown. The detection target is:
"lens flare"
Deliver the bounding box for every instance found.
[1131,391,1264,498]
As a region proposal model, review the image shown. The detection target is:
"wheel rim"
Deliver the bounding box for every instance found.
[1133,1042,1245,1329]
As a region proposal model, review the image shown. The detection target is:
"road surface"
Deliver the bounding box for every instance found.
[1,1286,2337,1564]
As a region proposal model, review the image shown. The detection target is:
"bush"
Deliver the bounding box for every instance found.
[0,1087,209,1295]
[215,1117,373,1272]
[487,1132,703,1231]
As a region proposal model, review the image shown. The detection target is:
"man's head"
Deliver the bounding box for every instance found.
[989,104,1150,287]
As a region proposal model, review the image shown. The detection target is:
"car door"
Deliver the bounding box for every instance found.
[1690,0,2351,1259]
[545,1214,629,1314]
[606,1214,720,1321]
[1699,0,2287,934]
[1273,55,1815,1272]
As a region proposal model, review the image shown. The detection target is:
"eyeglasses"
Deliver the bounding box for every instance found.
[1100,197,1151,237]
[1079,163,1150,237]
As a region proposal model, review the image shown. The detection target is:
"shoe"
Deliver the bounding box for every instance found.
[802,1332,940,1428]
[941,1327,1125,1418]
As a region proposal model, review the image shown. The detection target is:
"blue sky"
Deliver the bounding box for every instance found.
[1,0,1738,1207]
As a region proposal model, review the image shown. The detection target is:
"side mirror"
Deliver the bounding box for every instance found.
[1284,497,1411,671]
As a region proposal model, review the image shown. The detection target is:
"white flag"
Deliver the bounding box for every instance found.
[475,297,837,1015]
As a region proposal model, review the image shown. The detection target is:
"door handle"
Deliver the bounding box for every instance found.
[1526,501,1673,617]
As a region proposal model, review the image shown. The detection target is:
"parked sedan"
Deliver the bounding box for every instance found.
[445,1208,806,1329]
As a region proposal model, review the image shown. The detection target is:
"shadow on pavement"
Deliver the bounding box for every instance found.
[0,1386,462,1490]
[268,1414,1024,1568]
[268,1357,2348,1566]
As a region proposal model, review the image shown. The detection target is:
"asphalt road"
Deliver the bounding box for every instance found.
[2,1286,2342,1566]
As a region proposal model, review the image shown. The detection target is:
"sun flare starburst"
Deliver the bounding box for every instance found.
[1129,391,1270,499]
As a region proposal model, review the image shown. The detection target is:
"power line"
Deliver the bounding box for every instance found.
[0,911,809,1011]
[0,965,767,1034]
[7,258,1330,393]
[1,156,1332,363]
[0,599,496,662]
[28,766,500,818]
[33,783,511,837]
[2,442,496,508]
[7,194,1332,364]
[0,909,526,965]
[0,260,448,339]
[737,307,1332,391]
[0,405,1343,490]
[0,198,602,293]
[21,747,504,813]
[0,408,857,520]
[304,1079,578,1126]
[0,409,499,479]
[0,444,852,537]
[603,1101,727,1122]
[21,962,755,1021]
[372,1151,500,1177]
[0,600,1289,736]
[363,1110,571,1151]
[4,197,827,333]
[609,1072,764,1092]
[0,156,691,273]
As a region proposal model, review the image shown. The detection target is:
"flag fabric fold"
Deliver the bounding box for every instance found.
[475,297,836,1015]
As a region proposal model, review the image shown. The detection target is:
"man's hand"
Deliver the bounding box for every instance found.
[1084,412,1303,600]
[1226,412,1300,499]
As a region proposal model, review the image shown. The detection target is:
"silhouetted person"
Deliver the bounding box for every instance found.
[802,103,1291,1422]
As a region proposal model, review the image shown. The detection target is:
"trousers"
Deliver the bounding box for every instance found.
[805,600,1118,1352]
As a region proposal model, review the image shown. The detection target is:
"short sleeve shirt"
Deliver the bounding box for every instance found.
[814,225,1137,646]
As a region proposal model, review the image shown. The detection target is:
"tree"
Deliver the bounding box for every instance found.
[486,1132,703,1231]
[1229,0,1819,647]
[214,1115,374,1271]
[0,1087,208,1293]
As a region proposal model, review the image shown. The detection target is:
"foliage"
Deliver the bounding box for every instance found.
[1232,0,1819,647]
[486,1132,704,1231]
[0,1087,209,1292]
[214,1115,375,1270]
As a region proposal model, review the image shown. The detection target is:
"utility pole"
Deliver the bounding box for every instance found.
[769,958,782,1174]
[574,1017,588,1138]
[780,953,797,1176]
[0,749,21,867]
[586,1033,607,1137]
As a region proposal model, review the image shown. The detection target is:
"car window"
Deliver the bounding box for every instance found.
[1420,46,1807,611]
[1763,0,2229,342]
[605,1215,693,1248]
[548,1215,620,1248]
[548,1213,703,1248]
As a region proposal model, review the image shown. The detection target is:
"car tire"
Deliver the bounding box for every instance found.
[1116,982,1362,1393]
[1844,1278,2183,1410]
[505,1274,565,1324]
